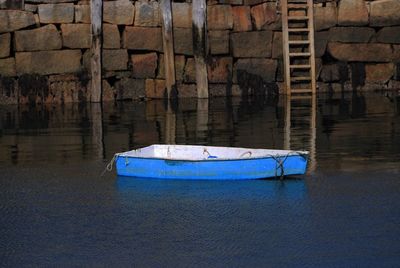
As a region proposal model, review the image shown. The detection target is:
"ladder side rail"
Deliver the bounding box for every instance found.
[307,0,317,94]
[281,0,292,95]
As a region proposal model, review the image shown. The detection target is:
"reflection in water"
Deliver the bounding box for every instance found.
[116,176,308,201]
[1,92,400,266]
[283,94,317,172]
[0,92,399,173]
[196,99,209,144]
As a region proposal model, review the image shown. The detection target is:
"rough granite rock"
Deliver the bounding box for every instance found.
[314,6,337,31]
[176,83,197,98]
[15,24,62,52]
[131,52,158,78]
[134,0,160,27]
[0,33,11,58]
[232,6,252,32]
[272,31,282,59]
[104,0,135,25]
[365,63,394,83]
[329,27,375,43]
[22,0,77,2]
[102,49,128,71]
[320,64,340,82]
[183,58,196,83]
[370,0,400,26]
[315,31,329,57]
[337,0,369,26]
[61,24,91,49]
[103,24,121,49]
[115,78,145,100]
[230,31,273,58]
[38,3,74,24]
[0,57,16,77]
[15,50,82,75]
[209,30,229,55]
[123,26,163,52]
[376,27,400,44]
[207,57,233,83]
[234,58,277,83]
[75,4,90,24]
[172,2,192,28]
[250,2,280,31]
[173,28,193,55]
[328,43,392,62]
[0,10,36,33]
[207,5,233,30]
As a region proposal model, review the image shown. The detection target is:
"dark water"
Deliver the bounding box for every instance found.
[1,92,400,267]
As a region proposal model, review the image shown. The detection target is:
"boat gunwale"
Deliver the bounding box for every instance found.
[116,152,309,163]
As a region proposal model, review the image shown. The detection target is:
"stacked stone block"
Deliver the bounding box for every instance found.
[1,0,400,104]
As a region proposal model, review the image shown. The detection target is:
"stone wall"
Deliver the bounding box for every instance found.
[1,0,400,104]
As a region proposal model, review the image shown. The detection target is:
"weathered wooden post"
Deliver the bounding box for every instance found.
[91,0,102,102]
[160,0,177,99]
[192,0,209,98]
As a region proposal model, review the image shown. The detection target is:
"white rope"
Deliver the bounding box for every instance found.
[101,153,119,177]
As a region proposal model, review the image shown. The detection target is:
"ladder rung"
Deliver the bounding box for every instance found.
[289,52,311,57]
[290,64,311,69]
[287,4,308,9]
[288,28,309,32]
[290,95,313,100]
[291,76,311,81]
[288,40,310,45]
[287,16,309,21]
[291,89,313,93]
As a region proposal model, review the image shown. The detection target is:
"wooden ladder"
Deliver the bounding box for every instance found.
[281,0,316,96]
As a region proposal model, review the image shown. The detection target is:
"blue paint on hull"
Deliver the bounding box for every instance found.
[116,154,308,180]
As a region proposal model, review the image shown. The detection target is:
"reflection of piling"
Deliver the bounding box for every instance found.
[91,103,104,159]
[165,103,176,144]
[196,99,209,142]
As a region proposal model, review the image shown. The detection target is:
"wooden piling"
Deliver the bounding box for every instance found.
[192,0,209,99]
[160,0,177,99]
[90,0,102,102]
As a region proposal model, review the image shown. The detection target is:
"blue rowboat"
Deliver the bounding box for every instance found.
[114,145,309,180]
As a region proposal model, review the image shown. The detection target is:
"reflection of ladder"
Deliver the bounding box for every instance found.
[281,0,316,96]
[284,94,317,172]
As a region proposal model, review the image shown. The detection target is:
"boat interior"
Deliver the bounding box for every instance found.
[118,145,308,161]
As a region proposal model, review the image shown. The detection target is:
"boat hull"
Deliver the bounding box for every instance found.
[115,154,308,180]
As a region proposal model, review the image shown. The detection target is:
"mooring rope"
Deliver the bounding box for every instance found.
[266,152,301,180]
[101,153,119,177]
